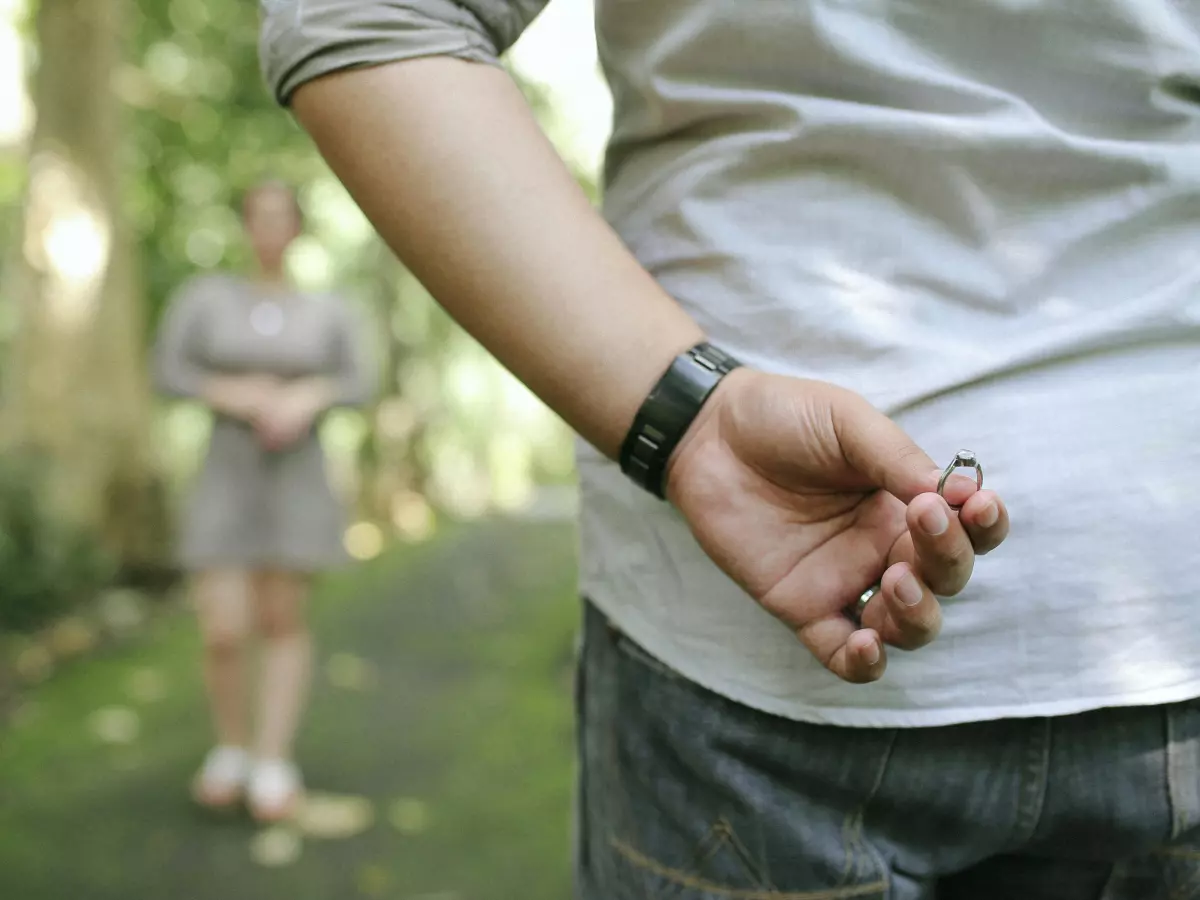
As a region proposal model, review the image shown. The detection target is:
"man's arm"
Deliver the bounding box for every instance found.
[292,58,704,458]
[289,56,1009,684]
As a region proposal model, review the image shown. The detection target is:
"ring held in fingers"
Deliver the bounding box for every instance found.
[937,449,983,511]
[852,583,882,626]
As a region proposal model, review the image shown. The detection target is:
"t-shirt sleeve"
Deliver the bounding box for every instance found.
[260,0,552,106]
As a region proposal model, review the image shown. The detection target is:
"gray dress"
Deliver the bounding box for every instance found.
[153,273,376,572]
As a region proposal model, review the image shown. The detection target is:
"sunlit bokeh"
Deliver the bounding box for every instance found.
[388,798,431,836]
[0,0,32,147]
[390,490,435,541]
[250,827,303,868]
[297,793,376,840]
[22,154,112,329]
[88,706,141,746]
[344,520,385,561]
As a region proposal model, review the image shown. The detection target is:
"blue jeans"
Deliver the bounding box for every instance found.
[575,601,1200,899]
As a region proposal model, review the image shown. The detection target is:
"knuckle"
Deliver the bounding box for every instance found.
[892,617,941,650]
[932,542,973,583]
[895,440,928,467]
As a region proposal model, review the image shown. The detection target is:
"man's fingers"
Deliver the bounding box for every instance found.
[903,493,975,596]
[960,490,1009,555]
[861,562,943,650]
[830,390,940,504]
[796,616,886,684]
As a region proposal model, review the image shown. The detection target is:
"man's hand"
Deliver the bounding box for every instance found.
[252,379,333,452]
[666,368,1009,685]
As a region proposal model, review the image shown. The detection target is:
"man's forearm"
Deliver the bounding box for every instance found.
[291,58,704,459]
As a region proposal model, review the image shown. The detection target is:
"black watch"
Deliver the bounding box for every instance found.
[619,341,742,499]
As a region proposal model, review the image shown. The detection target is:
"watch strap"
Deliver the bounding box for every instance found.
[619,342,742,499]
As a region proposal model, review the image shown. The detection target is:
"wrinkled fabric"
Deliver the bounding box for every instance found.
[261,0,1200,725]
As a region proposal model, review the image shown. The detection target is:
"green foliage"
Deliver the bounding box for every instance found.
[0,453,115,633]
[122,1,590,328]
[126,0,327,330]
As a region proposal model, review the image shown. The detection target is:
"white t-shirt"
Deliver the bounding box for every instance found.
[579,0,1200,726]
[260,0,1200,726]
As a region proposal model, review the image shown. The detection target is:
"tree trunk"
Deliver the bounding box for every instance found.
[3,0,169,577]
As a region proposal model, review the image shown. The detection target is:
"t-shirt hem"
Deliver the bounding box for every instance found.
[731,682,1200,729]
[584,589,1200,729]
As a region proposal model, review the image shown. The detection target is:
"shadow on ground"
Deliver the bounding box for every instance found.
[0,519,580,900]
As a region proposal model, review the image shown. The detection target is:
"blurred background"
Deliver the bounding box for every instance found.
[0,1,610,897]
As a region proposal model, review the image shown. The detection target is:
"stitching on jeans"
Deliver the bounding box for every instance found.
[718,817,779,890]
[1164,701,1197,840]
[612,838,888,900]
[1157,848,1200,860]
[1010,718,1051,849]
[841,729,898,887]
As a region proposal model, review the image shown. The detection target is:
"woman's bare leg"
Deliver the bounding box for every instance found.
[251,569,312,762]
[193,569,253,747]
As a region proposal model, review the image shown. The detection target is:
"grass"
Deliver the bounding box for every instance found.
[0,518,580,900]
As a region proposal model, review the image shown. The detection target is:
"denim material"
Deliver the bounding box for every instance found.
[576,600,1200,900]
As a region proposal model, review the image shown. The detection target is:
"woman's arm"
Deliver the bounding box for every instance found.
[285,299,380,414]
[291,59,703,458]
[152,279,275,421]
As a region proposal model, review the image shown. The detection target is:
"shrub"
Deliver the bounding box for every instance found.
[0,454,115,633]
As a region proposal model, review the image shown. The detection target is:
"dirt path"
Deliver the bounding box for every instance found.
[0,518,580,900]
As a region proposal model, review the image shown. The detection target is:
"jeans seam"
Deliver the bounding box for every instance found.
[1165,701,1199,841]
[610,838,889,900]
[1009,717,1051,849]
[841,729,898,894]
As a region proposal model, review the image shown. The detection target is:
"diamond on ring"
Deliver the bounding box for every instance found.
[936,449,984,511]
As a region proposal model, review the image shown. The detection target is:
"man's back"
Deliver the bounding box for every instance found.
[580,0,1200,724]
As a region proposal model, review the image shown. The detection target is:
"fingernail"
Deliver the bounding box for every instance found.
[977,501,999,528]
[919,504,949,536]
[896,572,923,607]
[863,640,881,666]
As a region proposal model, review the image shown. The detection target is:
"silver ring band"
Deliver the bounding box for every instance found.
[853,584,882,625]
[937,449,983,511]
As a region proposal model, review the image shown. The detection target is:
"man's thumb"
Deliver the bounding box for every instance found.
[831,392,939,502]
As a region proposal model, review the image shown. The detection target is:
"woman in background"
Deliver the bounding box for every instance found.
[153,180,375,822]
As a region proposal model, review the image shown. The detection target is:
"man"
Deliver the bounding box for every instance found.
[259,1,1200,896]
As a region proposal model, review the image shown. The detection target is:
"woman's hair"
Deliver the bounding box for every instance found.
[240,178,304,227]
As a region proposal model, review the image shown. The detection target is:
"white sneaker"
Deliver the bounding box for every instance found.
[247,758,304,823]
[192,745,249,809]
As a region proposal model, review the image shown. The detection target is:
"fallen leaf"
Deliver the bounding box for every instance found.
[388,798,430,836]
[356,863,391,897]
[97,588,148,635]
[88,706,140,745]
[126,667,168,703]
[326,653,377,691]
[14,645,53,684]
[49,617,98,658]
[250,826,302,867]
[297,792,375,839]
